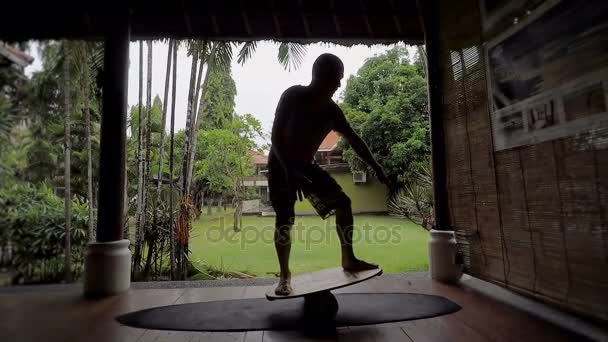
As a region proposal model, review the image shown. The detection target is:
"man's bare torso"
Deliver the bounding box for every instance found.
[270,85,345,167]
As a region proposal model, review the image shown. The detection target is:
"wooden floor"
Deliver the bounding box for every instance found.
[0,274,591,342]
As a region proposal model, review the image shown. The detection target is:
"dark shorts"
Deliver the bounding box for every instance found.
[267,163,350,224]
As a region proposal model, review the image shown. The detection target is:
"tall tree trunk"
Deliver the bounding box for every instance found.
[207,197,213,215]
[176,42,200,280]
[200,192,205,214]
[148,39,173,280]
[143,40,153,196]
[180,45,200,197]
[183,51,207,194]
[233,160,245,231]
[155,39,173,196]
[142,40,154,278]
[169,40,178,280]
[133,40,145,277]
[184,49,215,196]
[83,47,95,242]
[63,42,72,282]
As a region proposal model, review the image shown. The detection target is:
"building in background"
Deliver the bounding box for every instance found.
[241,131,389,215]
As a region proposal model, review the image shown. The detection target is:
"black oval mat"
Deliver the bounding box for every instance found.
[116,293,461,332]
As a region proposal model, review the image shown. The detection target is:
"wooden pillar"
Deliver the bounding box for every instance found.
[417,0,450,230]
[96,12,130,242]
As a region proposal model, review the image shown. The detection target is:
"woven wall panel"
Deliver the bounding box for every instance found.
[438,0,608,322]
[467,105,505,283]
[519,142,569,302]
[554,137,607,318]
[494,150,536,291]
[445,115,484,276]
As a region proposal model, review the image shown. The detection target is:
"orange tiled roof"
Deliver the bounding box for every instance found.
[247,150,268,165]
[318,131,340,151]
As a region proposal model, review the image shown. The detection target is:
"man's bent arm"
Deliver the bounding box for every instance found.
[339,125,388,184]
[341,127,380,170]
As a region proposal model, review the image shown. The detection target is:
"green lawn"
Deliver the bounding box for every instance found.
[190,210,429,277]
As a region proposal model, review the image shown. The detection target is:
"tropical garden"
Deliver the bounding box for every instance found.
[0,40,432,284]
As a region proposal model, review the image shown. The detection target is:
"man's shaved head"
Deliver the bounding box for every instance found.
[311,53,344,97]
[312,53,344,80]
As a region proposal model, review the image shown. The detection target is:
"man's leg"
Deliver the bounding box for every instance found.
[274,206,295,295]
[335,198,378,271]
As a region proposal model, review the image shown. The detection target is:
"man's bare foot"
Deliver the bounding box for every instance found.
[342,258,379,272]
[275,274,292,296]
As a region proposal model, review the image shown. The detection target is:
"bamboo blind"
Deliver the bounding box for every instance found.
[438,0,608,322]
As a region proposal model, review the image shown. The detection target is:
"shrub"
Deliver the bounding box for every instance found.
[0,182,88,283]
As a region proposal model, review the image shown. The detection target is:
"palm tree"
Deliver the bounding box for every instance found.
[62,41,72,282]
[81,47,95,242]
[170,40,307,279]
[155,39,173,199]
[185,43,217,197]
[168,39,178,279]
[133,41,145,276]
[183,41,306,197]
[144,39,174,279]
[141,40,154,277]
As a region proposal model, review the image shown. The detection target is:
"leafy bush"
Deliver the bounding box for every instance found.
[0,182,88,283]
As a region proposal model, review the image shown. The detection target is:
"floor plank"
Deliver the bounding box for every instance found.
[81,288,185,342]
[349,324,413,342]
[0,274,594,342]
[137,286,248,342]
[243,331,264,342]
[262,327,352,342]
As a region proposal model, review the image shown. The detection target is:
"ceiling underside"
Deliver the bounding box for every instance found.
[0,0,424,44]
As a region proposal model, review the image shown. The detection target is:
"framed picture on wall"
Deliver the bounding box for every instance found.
[484,0,608,151]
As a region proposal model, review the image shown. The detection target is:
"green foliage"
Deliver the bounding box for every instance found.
[198,67,237,131]
[0,183,88,283]
[2,41,103,198]
[129,95,164,137]
[193,114,264,195]
[127,97,166,203]
[340,46,430,187]
[388,161,433,228]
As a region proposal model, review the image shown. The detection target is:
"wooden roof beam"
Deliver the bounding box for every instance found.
[297,0,311,38]
[273,14,282,37]
[210,14,220,35]
[269,0,282,37]
[359,0,374,38]
[330,0,342,37]
[183,12,192,35]
[241,12,253,36]
[388,0,404,36]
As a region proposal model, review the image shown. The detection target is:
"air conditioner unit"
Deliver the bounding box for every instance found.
[352,171,367,184]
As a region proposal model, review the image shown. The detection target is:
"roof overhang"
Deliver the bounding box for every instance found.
[0,0,423,44]
[0,43,33,67]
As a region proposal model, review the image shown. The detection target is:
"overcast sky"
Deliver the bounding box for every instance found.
[27,41,410,139]
[125,41,399,137]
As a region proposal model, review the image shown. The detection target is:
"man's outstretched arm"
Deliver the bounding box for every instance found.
[340,127,389,184]
[335,121,390,187]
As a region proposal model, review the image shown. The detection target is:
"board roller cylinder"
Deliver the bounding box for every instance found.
[303,290,339,322]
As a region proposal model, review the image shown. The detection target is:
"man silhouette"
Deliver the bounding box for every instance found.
[268,53,390,295]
